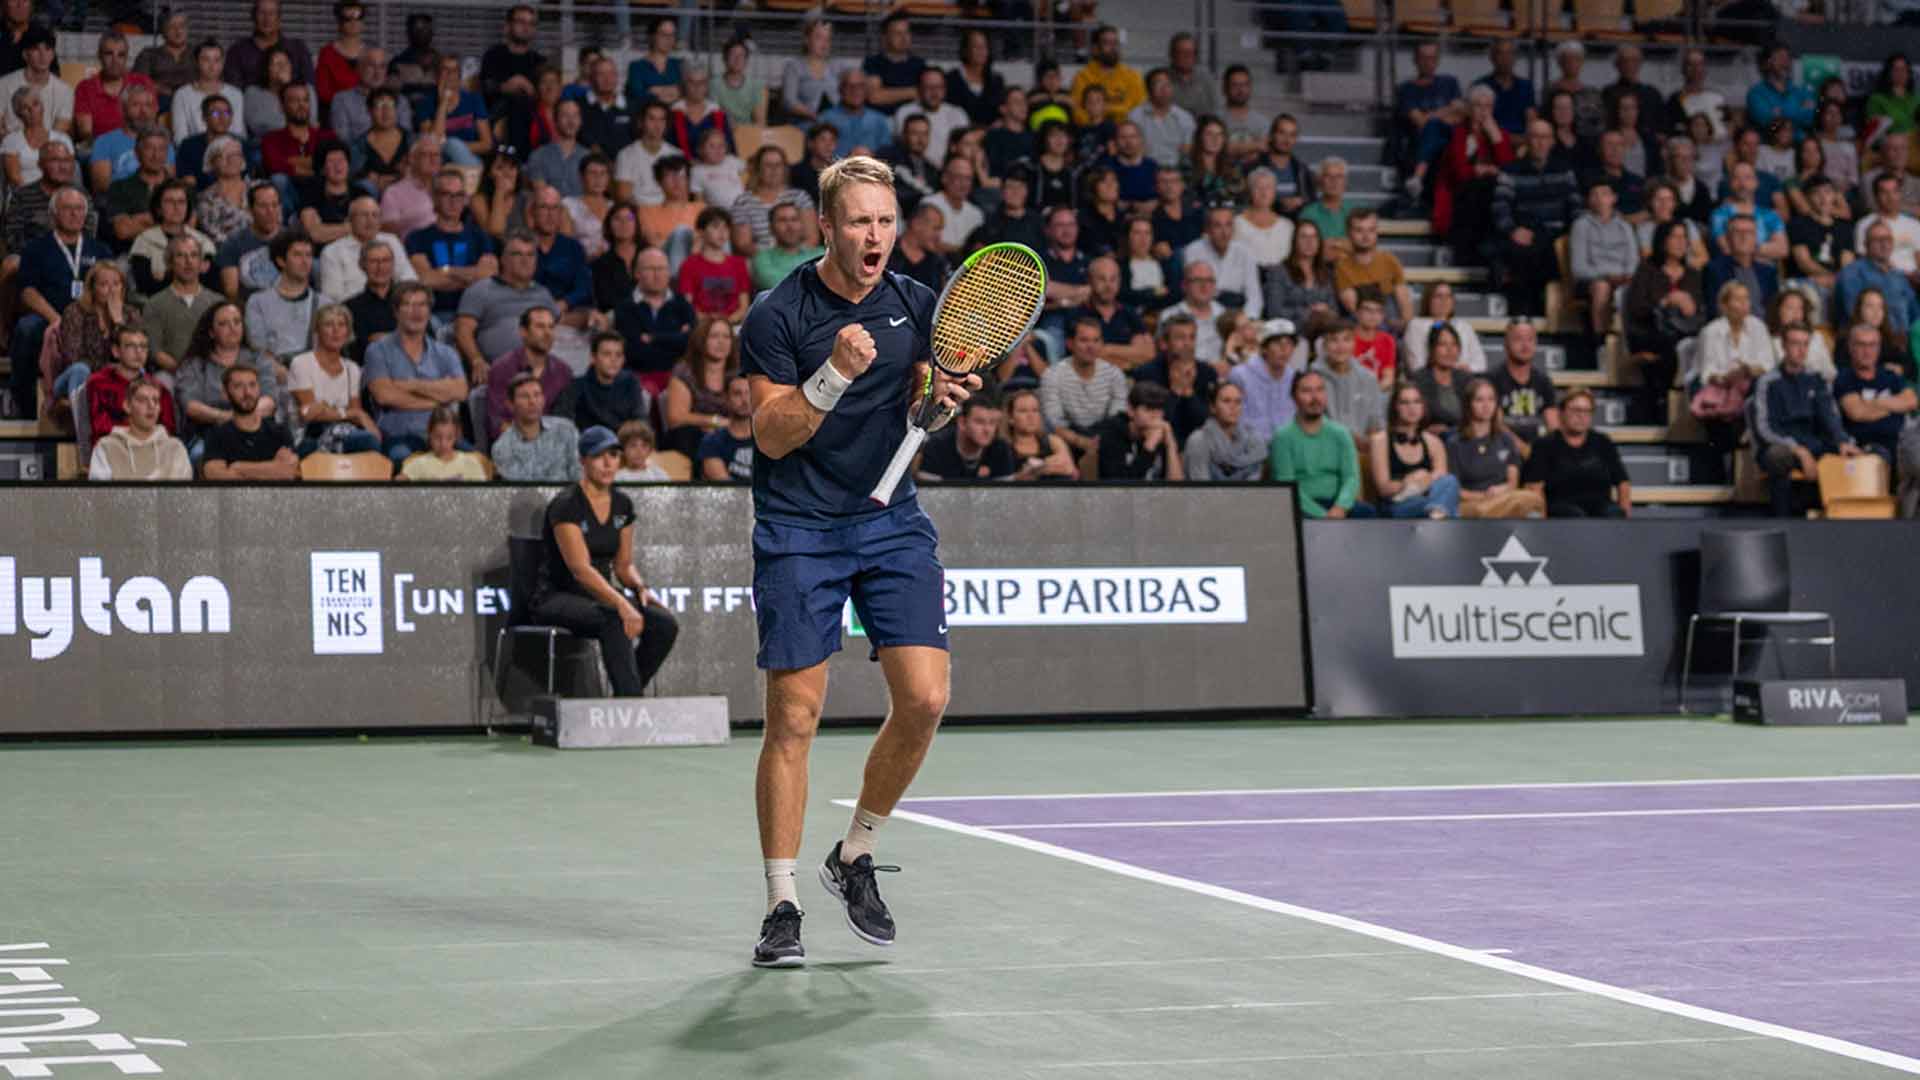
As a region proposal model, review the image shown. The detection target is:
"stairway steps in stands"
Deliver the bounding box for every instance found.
[1346,163,1399,193]
[1294,135,1390,166]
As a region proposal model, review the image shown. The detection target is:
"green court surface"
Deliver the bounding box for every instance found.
[4,717,1917,1079]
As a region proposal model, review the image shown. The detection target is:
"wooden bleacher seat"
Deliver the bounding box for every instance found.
[1394,0,1450,33]
[1816,453,1896,518]
[1634,484,1735,506]
[652,449,693,482]
[735,123,805,165]
[1340,0,1380,31]
[300,451,395,481]
[1077,442,1099,481]
[1572,0,1635,39]
[1545,234,1583,335]
[1634,0,1687,39]
[1452,0,1513,34]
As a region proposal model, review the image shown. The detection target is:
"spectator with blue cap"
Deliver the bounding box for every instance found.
[527,421,681,697]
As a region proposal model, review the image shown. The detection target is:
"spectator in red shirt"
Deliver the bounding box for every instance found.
[86,324,178,442]
[314,0,367,111]
[73,32,155,143]
[260,82,335,184]
[1351,295,1397,388]
[676,205,753,322]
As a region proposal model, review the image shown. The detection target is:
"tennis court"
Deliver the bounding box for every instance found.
[6,716,1917,1078]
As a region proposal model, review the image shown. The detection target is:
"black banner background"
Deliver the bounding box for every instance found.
[0,484,1308,734]
[1305,520,1920,718]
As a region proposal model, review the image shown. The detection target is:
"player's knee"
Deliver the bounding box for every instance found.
[894,680,950,722]
[763,707,821,754]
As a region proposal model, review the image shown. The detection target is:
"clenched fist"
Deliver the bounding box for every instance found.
[828,323,877,380]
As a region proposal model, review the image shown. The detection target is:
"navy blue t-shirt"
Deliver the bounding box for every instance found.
[862,53,927,116]
[1833,365,1909,445]
[405,222,496,312]
[739,262,937,525]
[1100,154,1159,204]
[19,232,111,317]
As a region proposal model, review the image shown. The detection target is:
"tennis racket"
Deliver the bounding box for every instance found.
[867,242,1048,505]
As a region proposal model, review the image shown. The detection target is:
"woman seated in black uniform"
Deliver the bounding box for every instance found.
[532,426,680,695]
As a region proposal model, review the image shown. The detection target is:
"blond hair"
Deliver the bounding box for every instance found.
[816,154,897,223]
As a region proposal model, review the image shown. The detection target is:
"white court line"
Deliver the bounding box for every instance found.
[901,773,1920,803]
[985,802,1920,831]
[1028,1035,1769,1071]
[870,989,1582,1021]
[855,800,1920,1076]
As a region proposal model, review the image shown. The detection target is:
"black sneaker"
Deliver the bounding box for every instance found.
[818,842,899,946]
[752,901,805,968]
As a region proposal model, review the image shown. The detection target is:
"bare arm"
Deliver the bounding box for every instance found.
[555,521,638,614]
[1162,422,1184,481]
[664,378,722,430]
[1106,332,1155,370]
[701,454,731,481]
[452,313,485,372]
[410,252,465,294]
[1367,429,1399,497]
[18,286,59,324]
[368,376,441,410]
[301,208,350,246]
[184,399,235,426]
[87,158,110,194]
[1041,433,1078,476]
[1758,228,1789,261]
[750,324,876,459]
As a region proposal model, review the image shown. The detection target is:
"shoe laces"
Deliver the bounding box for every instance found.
[842,858,900,903]
[763,903,803,934]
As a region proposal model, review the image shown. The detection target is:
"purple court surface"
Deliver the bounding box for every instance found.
[900,776,1920,1069]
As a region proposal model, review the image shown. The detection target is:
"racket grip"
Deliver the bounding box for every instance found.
[869,426,928,506]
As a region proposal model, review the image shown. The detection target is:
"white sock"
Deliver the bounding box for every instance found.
[841,805,888,863]
[765,859,798,912]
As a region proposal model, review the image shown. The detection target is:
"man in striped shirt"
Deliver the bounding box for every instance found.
[1039,315,1129,457]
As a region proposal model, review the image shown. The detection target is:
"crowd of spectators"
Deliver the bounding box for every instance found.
[1396,37,1920,513]
[0,0,1908,516]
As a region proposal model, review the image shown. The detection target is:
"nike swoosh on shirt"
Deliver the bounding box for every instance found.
[888,316,910,327]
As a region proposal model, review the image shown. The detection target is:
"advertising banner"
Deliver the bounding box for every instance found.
[0,484,1308,734]
[1306,520,1920,718]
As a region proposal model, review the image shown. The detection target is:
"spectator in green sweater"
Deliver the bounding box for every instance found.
[1268,369,1361,518]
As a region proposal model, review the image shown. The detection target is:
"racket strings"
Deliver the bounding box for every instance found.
[931,250,1045,374]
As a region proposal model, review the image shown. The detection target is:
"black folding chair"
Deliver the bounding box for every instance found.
[490,536,609,718]
[1679,528,1835,713]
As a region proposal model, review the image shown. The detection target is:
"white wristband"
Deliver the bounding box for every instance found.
[802,361,853,412]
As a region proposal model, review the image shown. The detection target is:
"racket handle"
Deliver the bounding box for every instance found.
[869,426,928,506]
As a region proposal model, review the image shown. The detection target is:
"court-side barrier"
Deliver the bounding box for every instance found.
[1304,520,1920,719]
[0,484,1308,735]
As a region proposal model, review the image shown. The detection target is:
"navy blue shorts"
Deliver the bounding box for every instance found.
[752,503,948,671]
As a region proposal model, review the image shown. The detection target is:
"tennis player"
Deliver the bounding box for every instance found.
[739,155,980,968]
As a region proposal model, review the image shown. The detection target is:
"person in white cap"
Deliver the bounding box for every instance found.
[1228,317,1301,447]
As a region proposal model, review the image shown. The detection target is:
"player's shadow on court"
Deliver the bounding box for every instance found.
[670,965,930,1054]
[477,967,929,1079]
